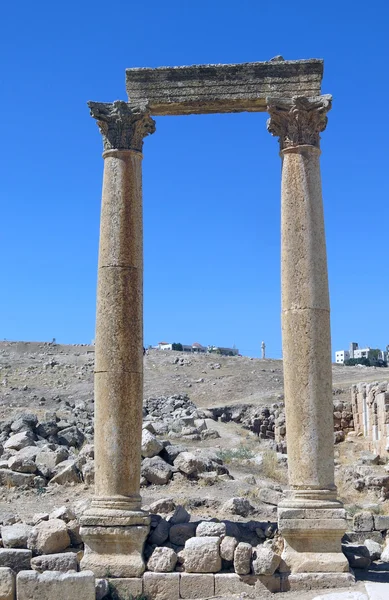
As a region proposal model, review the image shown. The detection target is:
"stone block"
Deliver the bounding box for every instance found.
[254,574,281,593]
[220,536,238,561]
[374,515,389,531]
[107,578,142,599]
[311,593,367,600]
[0,549,31,573]
[143,572,179,600]
[196,521,226,537]
[354,512,374,532]
[1,524,32,549]
[234,542,252,575]
[179,573,215,599]
[147,547,177,572]
[281,572,356,592]
[252,545,281,575]
[214,573,254,595]
[0,567,15,600]
[16,570,95,600]
[169,523,196,546]
[184,537,221,573]
[31,552,79,572]
[27,519,71,555]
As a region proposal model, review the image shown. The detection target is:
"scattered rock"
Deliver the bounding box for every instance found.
[27,519,71,555]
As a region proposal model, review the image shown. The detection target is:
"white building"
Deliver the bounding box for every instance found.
[158,342,172,351]
[335,342,387,365]
[335,350,350,364]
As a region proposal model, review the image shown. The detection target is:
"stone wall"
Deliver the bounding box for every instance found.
[351,381,389,455]
[210,396,354,452]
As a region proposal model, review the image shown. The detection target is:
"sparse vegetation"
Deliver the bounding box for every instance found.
[261,449,288,483]
[218,445,255,463]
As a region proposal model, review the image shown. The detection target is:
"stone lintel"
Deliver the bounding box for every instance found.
[125,59,323,115]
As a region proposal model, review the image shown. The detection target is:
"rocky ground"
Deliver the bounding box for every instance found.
[1,341,389,598]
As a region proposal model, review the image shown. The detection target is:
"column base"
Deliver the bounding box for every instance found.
[278,501,349,575]
[80,502,150,578]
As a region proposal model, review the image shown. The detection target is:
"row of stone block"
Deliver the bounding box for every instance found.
[0,568,357,599]
[108,571,355,599]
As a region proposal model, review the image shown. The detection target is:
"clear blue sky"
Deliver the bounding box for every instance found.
[1,1,388,358]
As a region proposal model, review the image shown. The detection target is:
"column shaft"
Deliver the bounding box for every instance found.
[281,145,335,498]
[94,149,143,505]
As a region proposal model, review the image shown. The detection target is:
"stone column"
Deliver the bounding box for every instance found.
[267,96,350,582]
[80,101,155,578]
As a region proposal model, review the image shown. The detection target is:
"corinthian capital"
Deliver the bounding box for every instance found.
[266,95,332,151]
[87,100,156,152]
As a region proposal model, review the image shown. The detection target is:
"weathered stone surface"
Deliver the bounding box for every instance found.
[222,497,253,517]
[0,469,35,488]
[149,519,170,546]
[258,487,283,506]
[16,570,95,600]
[27,519,71,555]
[169,523,196,546]
[143,572,179,600]
[7,447,38,473]
[374,515,389,531]
[49,460,82,485]
[0,549,32,572]
[80,523,148,578]
[173,452,208,476]
[364,538,382,561]
[214,573,255,596]
[234,542,252,575]
[284,572,356,592]
[0,567,15,600]
[220,536,238,562]
[252,545,281,575]
[147,547,177,572]
[107,578,142,599]
[196,521,226,538]
[149,498,176,514]
[4,431,35,451]
[354,512,374,532]
[141,430,163,458]
[179,573,215,599]
[57,426,85,448]
[1,524,32,549]
[49,506,76,523]
[126,60,323,116]
[31,552,78,572]
[142,456,173,485]
[167,506,190,525]
[184,537,221,573]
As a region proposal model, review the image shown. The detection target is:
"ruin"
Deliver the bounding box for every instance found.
[81,57,352,590]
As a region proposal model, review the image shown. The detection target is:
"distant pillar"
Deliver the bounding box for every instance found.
[267,95,349,580]
[261,341,266,359]
[80,101,155,578]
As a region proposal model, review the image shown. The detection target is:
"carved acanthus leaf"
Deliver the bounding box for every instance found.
[87,100,156,152]
[266,95,332,150]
